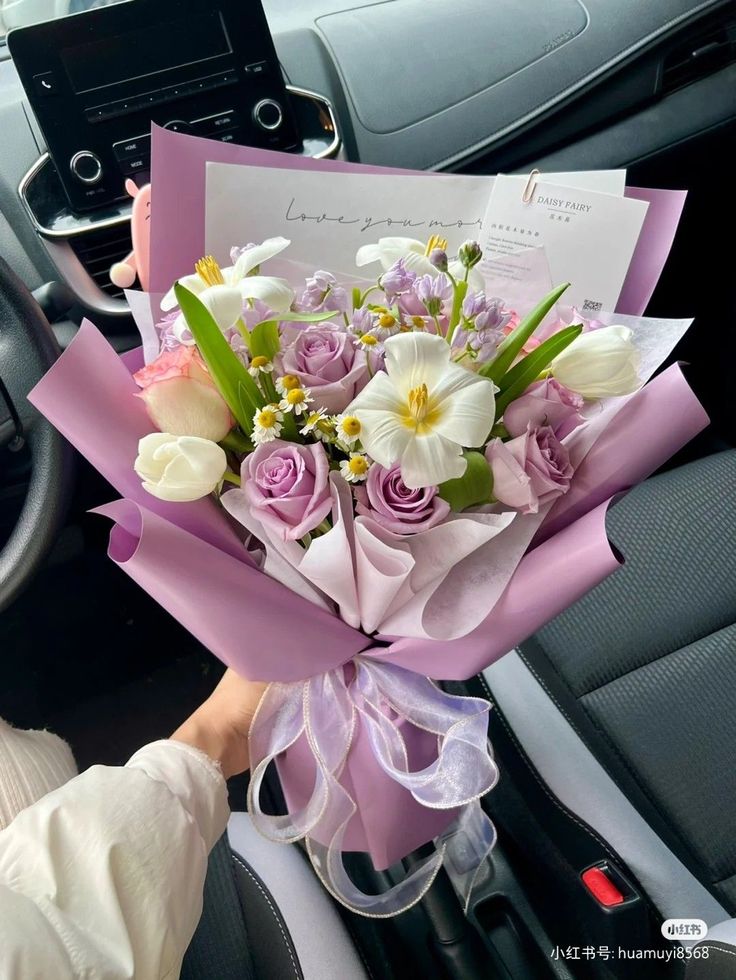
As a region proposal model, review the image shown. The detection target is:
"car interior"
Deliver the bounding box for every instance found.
[0,0,735,977]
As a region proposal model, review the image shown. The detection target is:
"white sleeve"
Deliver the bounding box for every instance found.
[0,739,230,980]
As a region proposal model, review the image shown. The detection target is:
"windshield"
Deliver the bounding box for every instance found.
[0,0,128,40]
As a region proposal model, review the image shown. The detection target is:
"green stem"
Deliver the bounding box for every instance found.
[281,411,300,441]
[235,317,251,349]
[220,430,252,454]
[260,373,279,405]
[223,470,242,487]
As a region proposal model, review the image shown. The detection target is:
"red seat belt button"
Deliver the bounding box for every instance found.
[582,867,625,907]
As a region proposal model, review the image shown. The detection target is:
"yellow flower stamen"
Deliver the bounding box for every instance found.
[279,374,300,391]
[341,416,361,437]
[195,255,225,287]
[348,456,369,476]
[424,234,449,256]
[411,316,426,329]
[257,408,278,428]
[286,388,307,406]
[378,313,396,329]
[408,383,429,422]
[359,334,378,347]
[403,382,441,433]
[251,355,269,369]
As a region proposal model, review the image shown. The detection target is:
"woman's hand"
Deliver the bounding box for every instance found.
[171,669,267,778]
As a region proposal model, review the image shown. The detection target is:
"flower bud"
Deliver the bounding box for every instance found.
[550,325,640,398]
[428,247,448,273]
[134,433,227,501]
[458,240,483,269]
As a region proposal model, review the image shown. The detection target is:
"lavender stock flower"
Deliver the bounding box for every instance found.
[380,258,417,297]
[414,273,453,316]
[428,248,448,273]
[298,270,348,313]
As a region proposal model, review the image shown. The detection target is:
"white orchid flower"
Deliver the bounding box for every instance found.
[355,236,484,290]
[161,238,295,337]
[346,333,496,489]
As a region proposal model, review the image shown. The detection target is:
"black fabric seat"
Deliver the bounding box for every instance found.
[180,814,368,980]
[529,449,736,914]
[482,449,736,976]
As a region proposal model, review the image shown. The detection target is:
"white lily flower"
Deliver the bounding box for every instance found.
[355,236,484,290]
[161,238,295,332]
[346,333,496,489]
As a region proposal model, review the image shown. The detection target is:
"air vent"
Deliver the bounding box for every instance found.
[69,223,132,300]
[662,24,736,94]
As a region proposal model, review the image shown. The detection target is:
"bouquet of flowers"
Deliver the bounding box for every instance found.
[31,188,707,916]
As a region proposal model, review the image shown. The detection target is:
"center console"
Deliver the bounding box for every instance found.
[7,0,339,315]
[8,0,302,213]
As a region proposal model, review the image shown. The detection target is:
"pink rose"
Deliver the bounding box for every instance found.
[243,439,332,541]
[355,463,450,534]
[279,327,368,413]
[503,378,585,440]
[133,347,233,442]
[485,425,574,515]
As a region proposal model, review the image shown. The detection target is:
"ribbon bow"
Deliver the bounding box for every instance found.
[248,654,498,916]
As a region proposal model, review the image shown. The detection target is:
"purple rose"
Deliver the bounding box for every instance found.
[485,425,573,515]
[503,378,585,440]
[243,439,332,540]
[354,463,450,534]
[279,327,369,413]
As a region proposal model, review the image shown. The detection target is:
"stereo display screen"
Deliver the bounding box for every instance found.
[61,10,232,94]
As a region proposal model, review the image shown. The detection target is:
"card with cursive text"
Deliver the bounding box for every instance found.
[204,162,627,280]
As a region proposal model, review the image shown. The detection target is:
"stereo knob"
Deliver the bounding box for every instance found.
[252,99,283,132]
[70,151,103,185]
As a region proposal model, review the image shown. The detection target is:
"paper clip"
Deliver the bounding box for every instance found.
[522,169,540,204]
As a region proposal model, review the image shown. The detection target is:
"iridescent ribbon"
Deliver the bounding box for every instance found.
[247,655,498,917]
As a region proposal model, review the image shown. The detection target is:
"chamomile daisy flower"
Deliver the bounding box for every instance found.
[355,332,384,354]
[300,407,332,441]
[334,414,362,446]
[249,355,274,377]
[374,311,400,338]
[279,386,312,416]
[252,405,283,445]
[275,374,301,395]
[340,452,371,483]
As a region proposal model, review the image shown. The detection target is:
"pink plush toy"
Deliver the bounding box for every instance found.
[110,179,151,291]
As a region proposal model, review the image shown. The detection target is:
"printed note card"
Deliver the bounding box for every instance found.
[480,175,649,314]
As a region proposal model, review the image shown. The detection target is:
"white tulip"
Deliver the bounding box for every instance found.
[355,236,485,290]
[550,325,640,399]
[134,433,227,502]
[346,333,496,489]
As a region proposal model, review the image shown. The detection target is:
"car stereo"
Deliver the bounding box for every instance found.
[8,0,302,213]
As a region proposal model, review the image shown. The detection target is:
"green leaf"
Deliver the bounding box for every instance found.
[277,311,339,324]
[494,324,582,419]
[174,283,264,434]
[479,282,570,384]
[438,451,493,512]
[446,279,469,343]
[249,320,281,361]
[352,286,362,311]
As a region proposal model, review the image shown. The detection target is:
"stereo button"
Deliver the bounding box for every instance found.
[245,61,269,76]
[252,99,283,132]
[70,151,103,185]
